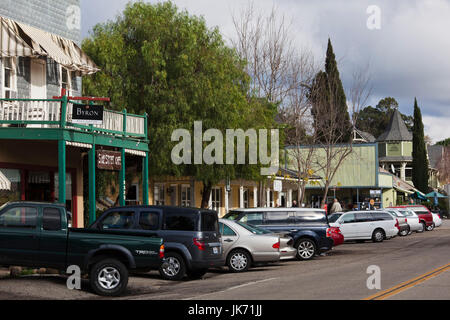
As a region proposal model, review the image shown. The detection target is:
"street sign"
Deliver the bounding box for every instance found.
[97,150,122,171]
[72,103,103,125]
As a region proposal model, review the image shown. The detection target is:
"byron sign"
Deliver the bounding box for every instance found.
[72,103,103,125]
[97,150,122,171]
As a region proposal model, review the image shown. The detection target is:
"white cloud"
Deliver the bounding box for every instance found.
[423,115,450,143]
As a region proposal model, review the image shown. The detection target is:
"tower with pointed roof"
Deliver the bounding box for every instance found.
[377,109,413,182]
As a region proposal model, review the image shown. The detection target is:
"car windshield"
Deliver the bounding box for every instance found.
[328,213,342,223]
[236,221,271,235]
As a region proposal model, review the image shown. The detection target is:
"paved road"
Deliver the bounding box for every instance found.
[0,220,449,300]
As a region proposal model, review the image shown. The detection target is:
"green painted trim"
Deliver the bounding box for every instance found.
[58,139,66,206]
[60,95,68,128]
[66,122,146,138]
[88,144,96,225]
[143,152,149,205]
[0,128,149,151]
[119,148,126,206]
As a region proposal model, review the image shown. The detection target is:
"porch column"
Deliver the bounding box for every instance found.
[277,192,282,207]
[88,144,96,225]
[142,152,149,205]
[58,139,66,206]
[400,162,407,181]
[239,186,244,208]
[224,186,229,213]
[288,189,293,207]
[119,148,126,206]
[266,188,270,207]
[253,187,258,208]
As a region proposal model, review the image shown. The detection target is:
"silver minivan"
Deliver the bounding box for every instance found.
[329,210,398,242]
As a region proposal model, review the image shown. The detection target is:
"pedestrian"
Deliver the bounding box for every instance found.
[292,200,298,207]
[330,198,343,214]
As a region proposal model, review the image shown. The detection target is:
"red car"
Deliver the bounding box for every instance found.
[327,226,344,246]
[390,205,435,231]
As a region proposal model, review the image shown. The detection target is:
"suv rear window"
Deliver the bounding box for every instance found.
[163,211,197,231]
[201,212,219,232]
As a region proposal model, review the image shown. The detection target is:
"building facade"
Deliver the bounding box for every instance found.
[0,4,150,227]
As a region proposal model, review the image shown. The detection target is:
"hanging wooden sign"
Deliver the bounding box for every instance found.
[97,150,122,170]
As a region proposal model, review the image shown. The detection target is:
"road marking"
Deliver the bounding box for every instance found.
[184,277,279,300]
[363,262,450,300]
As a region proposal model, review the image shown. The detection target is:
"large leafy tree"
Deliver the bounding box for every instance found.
[82,1,275,207]
[412,98,430,193]
[356,97,413,139]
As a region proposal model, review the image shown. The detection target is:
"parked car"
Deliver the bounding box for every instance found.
[226,221,297,260]
[383,209,410,236]
[329,210,398,242]
[90,206,224,281]
[219,219,285,272]
[432,213,443,227]
[223,208,334,261]
[393,205,435,231]
[386,207,424,233]
[0,202,165,296]
[327,226,344,246]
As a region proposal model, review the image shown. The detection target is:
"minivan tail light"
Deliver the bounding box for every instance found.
[159,244,165,258]
[272,241,280,249]
[395,219,400,231]
[193,238,206,251]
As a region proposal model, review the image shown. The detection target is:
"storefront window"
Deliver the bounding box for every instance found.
[181,185,191,207]
[0,168,21,205]
[154,184,165,205]
[54,173,73,213]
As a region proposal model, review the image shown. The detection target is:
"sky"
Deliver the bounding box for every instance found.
[80,0,450,143]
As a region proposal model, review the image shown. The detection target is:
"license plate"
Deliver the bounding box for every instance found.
[213,247,218,254]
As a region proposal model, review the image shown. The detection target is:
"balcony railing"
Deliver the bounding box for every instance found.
[0,98,147,139]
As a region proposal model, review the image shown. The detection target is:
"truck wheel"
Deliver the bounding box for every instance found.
[295,238,317,261]
[89,259,128,297]
[159,252,186,281]
[426,223,435,231]
[186,268,208,280]
[419,221,426,233]
[399,226,410,236]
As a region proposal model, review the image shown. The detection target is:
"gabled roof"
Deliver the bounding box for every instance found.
[377,109,412,142]
[354,128,376,143]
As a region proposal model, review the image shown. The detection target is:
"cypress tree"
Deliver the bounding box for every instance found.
[412,98,430,193]
[311,39,352,142]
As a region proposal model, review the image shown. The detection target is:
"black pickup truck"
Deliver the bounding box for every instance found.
[0,202,165,296]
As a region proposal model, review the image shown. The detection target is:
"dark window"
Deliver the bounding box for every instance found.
[0,207,37,229]
[240,212,263,225]
[220,223,237,236]
[341,213,356,224]
[163,211,197,231]
[100,211,135,230]
[371,212,393,221]
[201,212,218,232]
[294,211,327,223]
[356,212,373,223]
[264,211,290,225]
[139,211,159,230]
[43,207,62,231]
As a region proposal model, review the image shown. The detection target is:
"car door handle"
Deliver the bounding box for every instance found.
[289,229,299,232]
[224,239,234,242]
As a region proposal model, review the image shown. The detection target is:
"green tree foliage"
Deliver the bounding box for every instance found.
[311,39,352,142]
[356,97,413,138]
[436,138,450,146]
[82,1,277,207]
[412,98,430,193]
